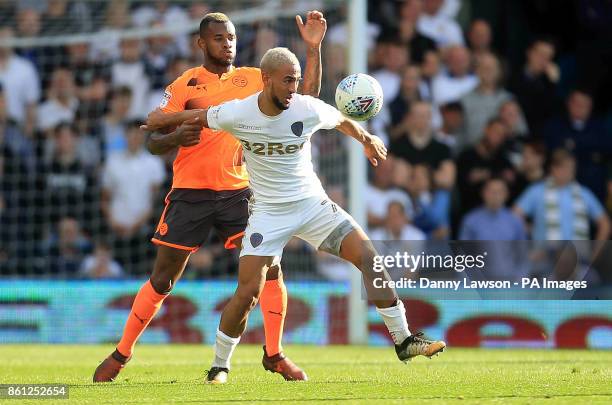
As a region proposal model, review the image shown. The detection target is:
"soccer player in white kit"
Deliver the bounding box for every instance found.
[173,47,445,383]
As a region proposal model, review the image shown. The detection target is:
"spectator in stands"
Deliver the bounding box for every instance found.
[417,0,464,48]
[389,101,456,186]
[514,149,610,240]
[509,38,560,135]
[40,122,97,228]
[432,45,478,105]
[406,163,451,239]
[460,178,526,240]
[16,8,41,38]
[146,56,190,114]
[186,30,202,66]
[366,157,413,229]
[112,38,149,119]
[498,99,530,166]
[0,27,40,138]
[397,0,436,63]
[435,101,464,153]
[79,241,124,279]
[144,21,181,91]
[498,99,529,139]
[371,36,410,143]
[467,19,494,59]
[370,200,426,241]
[91,0,130,61]
[66,40,111,120]
[388,65,425,129]
[372,36,408,105]
[41,0,92,35]
[459,178,528,283]
[0,83,35,172]
[419,49,441,103]
[456,118,516,215]
[100,86,132,155]
[44,216,92,275]
[37,67,79,132]
[512,140,547,202]
[101,121,165,271]
[132,0,190,56]
[544,89,611,201]
[460,53,512,148]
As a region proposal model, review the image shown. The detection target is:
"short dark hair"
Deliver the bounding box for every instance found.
[528,36,556,51]
[199,12,230,37]
[523,140,546,157]
[486,116,505,128]
[53,121,77,136]
[440,101,463,114]
[568,87,592,100]
[110,86,132,99]
[549,148,575,169]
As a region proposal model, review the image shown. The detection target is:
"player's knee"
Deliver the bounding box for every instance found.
[149,275,173,295]
[235,283,262,311]
[357,242,379,275]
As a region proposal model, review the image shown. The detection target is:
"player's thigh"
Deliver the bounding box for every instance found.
[297,196,362,259]
[214,188,251,250]
[239,203,296,260]
[152,192,215,252]
[338,228,378,269]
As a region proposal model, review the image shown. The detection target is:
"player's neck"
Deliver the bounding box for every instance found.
[257,92,282,117]
[202,60,233,76]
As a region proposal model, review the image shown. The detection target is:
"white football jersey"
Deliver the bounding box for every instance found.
[207,92,343,203]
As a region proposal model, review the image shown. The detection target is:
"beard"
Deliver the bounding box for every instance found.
[207,52,234,67]
[272,94,289,110]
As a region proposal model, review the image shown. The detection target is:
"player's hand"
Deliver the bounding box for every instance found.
[296,10,327,48]
[140,108,165,132]
[363,134,387,166]
[173,117,203,147]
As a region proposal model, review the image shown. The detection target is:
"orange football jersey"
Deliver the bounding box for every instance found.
[160,66,263,190]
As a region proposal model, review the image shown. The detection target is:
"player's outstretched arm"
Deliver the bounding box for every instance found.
[296,10,326,97]
[335,117,387,166]
[141,107,206,132]
[145,116,207,155]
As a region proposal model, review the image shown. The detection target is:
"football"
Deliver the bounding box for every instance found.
[335,73,384,121]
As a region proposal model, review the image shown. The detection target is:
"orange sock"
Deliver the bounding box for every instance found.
[116,279,168,358]
[259,277,287,357]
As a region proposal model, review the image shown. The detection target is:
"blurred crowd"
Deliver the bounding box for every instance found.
[1,0,612,283]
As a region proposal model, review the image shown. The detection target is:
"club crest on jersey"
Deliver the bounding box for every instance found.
[159,90,171,108]
[250,233,263,247]
[291,121,304,137]
[232,76,248,87]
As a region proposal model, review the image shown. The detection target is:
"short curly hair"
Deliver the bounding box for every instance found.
[199,12,231,37]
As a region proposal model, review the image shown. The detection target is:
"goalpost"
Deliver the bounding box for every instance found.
[347,0,369,345]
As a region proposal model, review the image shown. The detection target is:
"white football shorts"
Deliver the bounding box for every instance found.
[240,194,360,259]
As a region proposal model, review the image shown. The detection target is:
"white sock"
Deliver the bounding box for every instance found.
[376,300,411,345]
[212,329,240,369]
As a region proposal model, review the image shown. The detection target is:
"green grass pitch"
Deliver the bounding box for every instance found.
[0,345,610,404]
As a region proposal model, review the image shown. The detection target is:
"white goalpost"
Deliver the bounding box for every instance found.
[347,0,369,345]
